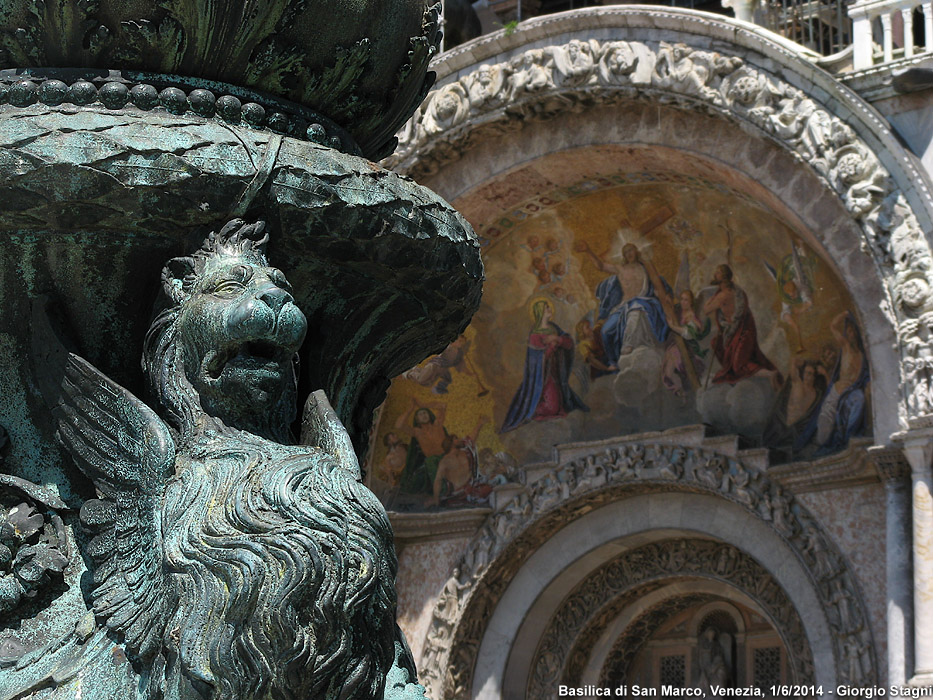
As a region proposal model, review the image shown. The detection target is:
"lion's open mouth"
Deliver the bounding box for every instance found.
[205,340,293,380]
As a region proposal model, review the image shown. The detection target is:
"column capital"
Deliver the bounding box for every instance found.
[892,422,933,476]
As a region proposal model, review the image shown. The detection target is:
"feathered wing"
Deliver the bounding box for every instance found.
[300,389,361,479]
[55,353,176,660]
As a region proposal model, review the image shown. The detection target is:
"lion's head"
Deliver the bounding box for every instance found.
[143,219,307,445]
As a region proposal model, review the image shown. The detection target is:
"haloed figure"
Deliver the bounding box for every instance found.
[501,299,588,432]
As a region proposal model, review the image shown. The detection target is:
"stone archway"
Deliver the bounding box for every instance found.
[387,8,933,695]
[523,540,814,697]
[418,434,876,699]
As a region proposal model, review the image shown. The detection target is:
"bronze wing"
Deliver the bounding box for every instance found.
[55,353,176,660]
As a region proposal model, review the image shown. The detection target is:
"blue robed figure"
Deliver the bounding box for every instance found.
[593,244,670,364]
[501,299,588,433]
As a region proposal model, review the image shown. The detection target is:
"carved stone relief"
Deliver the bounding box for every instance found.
[419,441,877,699]
[388,29,933,422]
[596,594,713,689]
[900,312,933,416]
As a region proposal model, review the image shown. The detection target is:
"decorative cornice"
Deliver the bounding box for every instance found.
[427,7,821,79]
[390,508,490,545]
[767,438,879,492]
[419,438,877,699]
[840,54,933,101]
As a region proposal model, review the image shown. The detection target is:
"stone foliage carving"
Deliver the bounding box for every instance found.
[7,221,424,699]
[900,312,933,416]
[389,35,933,420]
[0,480,69,620]
[420,441,876,699]
[525,539,813,697]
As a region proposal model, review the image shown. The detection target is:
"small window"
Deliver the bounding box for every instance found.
[753,646,782,689]
[660,654,687,687]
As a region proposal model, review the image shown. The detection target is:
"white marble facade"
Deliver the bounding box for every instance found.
[380,7,933,698]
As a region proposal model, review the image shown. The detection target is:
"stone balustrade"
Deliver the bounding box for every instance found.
[837,0,931,68]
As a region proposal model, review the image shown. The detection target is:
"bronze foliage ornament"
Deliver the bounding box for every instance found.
[0,0,442,159]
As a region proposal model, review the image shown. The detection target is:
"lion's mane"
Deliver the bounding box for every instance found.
[139,220,398,699]
[159,436,398,700]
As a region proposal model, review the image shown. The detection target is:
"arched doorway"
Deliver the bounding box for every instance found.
[415,438,875,699]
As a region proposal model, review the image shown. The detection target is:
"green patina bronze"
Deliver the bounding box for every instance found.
[0,0,441,159]
[0,1,482,697]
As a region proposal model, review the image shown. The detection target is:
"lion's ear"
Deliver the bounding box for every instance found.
[161,256,196,304]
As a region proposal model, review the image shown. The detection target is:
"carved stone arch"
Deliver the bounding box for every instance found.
[418,438,876,699]
[387,6,933,435]
[581,583,762,686]
[689,600,746,638]
[523,539,813,696]
[571,585,767,690]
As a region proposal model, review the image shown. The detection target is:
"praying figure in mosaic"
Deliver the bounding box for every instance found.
[763,358,826,460]
[396,398,451,496]
[501,299,588,432]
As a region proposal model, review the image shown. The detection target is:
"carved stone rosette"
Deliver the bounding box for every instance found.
[419,441,876,699]
[387,9,933,426]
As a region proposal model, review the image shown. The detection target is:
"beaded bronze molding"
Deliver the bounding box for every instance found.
[0,69,361,155]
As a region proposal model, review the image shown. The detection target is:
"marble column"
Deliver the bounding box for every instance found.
[896,422,933,687]
[871,446,914,686]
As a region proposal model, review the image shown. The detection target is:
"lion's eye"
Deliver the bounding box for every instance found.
[212,280,245,297]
